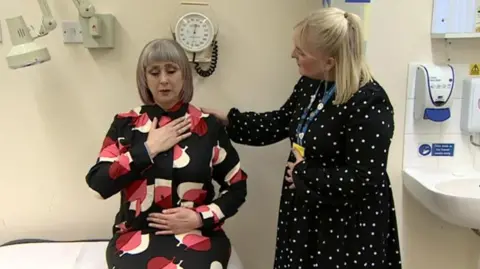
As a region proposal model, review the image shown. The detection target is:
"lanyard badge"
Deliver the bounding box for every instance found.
[295,81,336,147]
[292,142,305,158]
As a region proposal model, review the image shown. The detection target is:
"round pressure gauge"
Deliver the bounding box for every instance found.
[174,12,215,53]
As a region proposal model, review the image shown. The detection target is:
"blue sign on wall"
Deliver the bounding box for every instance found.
[431,143,455,156]
[418,143,455,157]
[418,144,432,156]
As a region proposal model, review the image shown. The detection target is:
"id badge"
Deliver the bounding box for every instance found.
[292,142,305,158]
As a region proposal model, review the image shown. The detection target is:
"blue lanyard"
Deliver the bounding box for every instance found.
[295,82,336,146]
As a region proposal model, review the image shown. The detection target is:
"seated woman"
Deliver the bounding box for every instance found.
[85,38,248,269]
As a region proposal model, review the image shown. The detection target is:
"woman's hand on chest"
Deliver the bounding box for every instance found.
[146,116,192,157]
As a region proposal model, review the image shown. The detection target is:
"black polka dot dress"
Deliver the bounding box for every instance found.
[226,76,402,269]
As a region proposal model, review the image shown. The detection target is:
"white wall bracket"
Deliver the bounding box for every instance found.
[70,0,116,49]
[79,14,115,49]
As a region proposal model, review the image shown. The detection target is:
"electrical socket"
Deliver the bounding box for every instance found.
[62,20,83,44]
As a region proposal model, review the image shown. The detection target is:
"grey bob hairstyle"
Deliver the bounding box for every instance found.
[136,38,194,105]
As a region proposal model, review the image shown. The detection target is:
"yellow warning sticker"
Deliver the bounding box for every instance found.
[470,64,480,76]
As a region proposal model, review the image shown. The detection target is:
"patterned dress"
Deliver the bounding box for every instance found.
[86,102,247,269]
[226,76,402,269]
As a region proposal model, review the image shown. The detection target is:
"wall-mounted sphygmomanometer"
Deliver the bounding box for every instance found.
[171,2,219,77]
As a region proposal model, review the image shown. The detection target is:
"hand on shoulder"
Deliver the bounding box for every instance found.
[201,107,229,126]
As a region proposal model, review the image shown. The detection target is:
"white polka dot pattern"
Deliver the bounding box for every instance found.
[226,77,402,269]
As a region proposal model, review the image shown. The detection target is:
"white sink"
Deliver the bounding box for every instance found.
[403,168,480,229]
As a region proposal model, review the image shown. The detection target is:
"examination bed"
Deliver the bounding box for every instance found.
[0,239,244,269]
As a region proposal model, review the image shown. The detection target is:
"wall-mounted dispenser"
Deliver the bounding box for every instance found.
[413,64,455,122]
[460,78,480,133]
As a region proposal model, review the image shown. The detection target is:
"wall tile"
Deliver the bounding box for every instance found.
[440,99,462,134]
[403,134,440,169]
[474,148,480,170]
[437,135,474,170]
[449,64,471,99]
[470,134,480,170]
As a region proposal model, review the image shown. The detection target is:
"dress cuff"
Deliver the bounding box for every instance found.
[194,205,220,231]
[129,143,154,171]
[199,211,215,230]
[143,142,154,163]
[226,108,240,133]
[292,160,307,177]
[227,108,239,119]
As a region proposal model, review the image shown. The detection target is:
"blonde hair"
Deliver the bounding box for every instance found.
[136,38,194,104]
[295,7,373,104]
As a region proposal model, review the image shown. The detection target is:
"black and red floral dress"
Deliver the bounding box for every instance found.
[86,102,248,269]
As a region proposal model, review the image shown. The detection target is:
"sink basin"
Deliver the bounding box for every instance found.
[403,168,480,229]
[435,178,480,199]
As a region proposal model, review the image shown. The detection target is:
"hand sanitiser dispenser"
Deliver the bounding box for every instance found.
[460,78,480,133]
[413,64,455,122]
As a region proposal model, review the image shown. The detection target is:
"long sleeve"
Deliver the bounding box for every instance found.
[85,115,154,199]
[225,79,301,146]
[292,86,395,205]
[195,125,248,230]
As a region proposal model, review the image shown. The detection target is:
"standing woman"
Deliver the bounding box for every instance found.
[203,7,402,269]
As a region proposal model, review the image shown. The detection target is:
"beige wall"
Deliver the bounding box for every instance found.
[1,0,479,269]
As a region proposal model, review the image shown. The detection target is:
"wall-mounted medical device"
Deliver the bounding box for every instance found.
[413,64,455,122]
[73,0,115,49]
[4,0,115,69]
[5,0,57,69]
[460,78,480,133]
[170,2,219,77]
[431,0,478,34]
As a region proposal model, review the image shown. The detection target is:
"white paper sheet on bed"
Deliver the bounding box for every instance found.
[0,240,244,269]
[0,241,109,269]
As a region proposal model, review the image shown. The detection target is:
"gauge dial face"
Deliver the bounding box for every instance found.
[175,12,215,52]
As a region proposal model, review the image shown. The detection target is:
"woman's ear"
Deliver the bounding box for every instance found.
[325,57,336,71]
